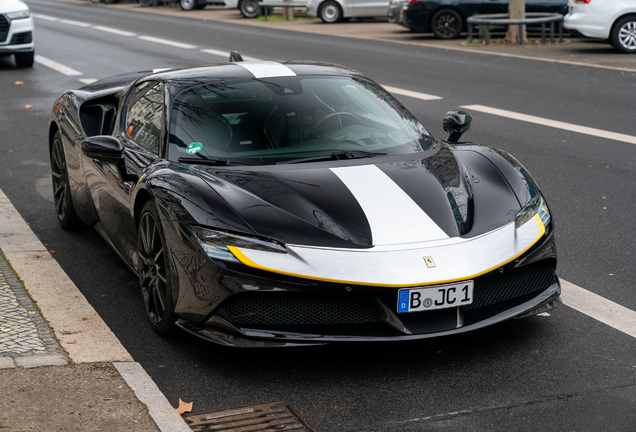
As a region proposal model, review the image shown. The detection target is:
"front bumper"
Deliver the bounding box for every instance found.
[169,220,559,347]
[0,15,34,53]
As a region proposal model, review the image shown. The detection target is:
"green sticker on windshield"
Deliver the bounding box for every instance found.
[186,142,202,154]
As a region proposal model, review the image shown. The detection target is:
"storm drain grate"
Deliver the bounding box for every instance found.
[184,401,312,431]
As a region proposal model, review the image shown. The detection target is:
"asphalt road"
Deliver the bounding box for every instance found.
[1,1,636,430]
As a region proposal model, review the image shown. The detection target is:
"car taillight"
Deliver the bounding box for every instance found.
[404,0,420,3]
[573,0,591,3]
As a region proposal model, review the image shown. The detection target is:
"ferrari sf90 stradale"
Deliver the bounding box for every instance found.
[48,53,560,346]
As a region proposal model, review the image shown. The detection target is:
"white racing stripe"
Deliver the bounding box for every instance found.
[138,35,196,49]
[382,85,442,101]
[236,61,296,78]
[200,48,261,62]
[93,25,136,37]
[330,164,448,245]
[34,55,82,76]
[560,279,636,339]
[462,104,636,146]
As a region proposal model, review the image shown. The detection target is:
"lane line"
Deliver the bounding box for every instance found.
[34,55,82,76]
[382,85,442,101]
[138,35,196,49]
[59,19,91,27]
[78,78,98,85]
[560,279,636,339]
[200,48,261,61]
[462,104,636,146]
[93,25,136,37]
[32,13,59,21]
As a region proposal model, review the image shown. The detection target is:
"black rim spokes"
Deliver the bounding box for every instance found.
[51,140,67,220]
[138,212,167,324]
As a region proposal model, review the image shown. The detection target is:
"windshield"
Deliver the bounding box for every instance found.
[168,76,433,165]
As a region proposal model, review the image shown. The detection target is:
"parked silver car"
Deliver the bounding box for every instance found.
[306,0,390,23]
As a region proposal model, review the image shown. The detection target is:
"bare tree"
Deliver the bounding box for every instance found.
[504,0,526,44]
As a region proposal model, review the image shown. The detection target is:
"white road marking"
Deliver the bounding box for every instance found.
[93,25,136,37]
[560,279,636,339]
[200,48,261,61]
[79,78,98,85]
[32,13,59,21]
[138,35,195,49]
[59,19,91,27]
[34,55,82,76]
[382,85,442,101]
[462,104,636,146]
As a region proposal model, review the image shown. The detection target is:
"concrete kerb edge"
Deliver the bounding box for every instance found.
[0,186,190,431]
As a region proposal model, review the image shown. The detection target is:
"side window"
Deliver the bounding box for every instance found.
[126,81,164,154]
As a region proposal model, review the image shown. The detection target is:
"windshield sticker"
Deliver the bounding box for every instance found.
[186,142,203,154]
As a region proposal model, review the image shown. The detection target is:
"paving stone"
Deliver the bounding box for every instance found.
[15,354,67,368]
[0,357,14,368]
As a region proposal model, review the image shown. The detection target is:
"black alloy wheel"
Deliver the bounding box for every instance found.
[431,9,462,39]
[319,1,343,23]
[50,131,82,229]
[138,201,177,335]
[611,16,636,54]
[239,0,261,18]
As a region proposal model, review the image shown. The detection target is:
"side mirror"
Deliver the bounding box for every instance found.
[81,136,132,183]
[443,110,472,143]
[81,136,124,160]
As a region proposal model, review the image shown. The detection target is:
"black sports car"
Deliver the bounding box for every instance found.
[399,0,568,39]
[48,53,560,347]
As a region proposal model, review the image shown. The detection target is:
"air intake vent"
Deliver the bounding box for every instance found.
[0,15,9,43]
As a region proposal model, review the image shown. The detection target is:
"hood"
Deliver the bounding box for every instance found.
[198,146,522,248]
[0,0,29,13]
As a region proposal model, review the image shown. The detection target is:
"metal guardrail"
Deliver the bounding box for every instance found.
[467,13,564,45]
[260,1,307,19]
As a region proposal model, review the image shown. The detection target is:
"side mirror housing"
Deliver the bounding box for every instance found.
[81,136,124,160]
[443,110,472,143]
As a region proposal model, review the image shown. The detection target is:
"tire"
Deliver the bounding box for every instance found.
[239,0,261,18]
[431,8,462,39]
[319,1,342,23]
[180,0,198,10]
[139,0,153,6]
[611,15,636,54]
[138,201,177,335]
[14,51,34,68]
[50,131,83,230]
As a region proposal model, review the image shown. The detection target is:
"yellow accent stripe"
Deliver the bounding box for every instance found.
[227,214,546,288]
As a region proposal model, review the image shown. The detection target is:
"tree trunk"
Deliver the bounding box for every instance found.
[504,0,526,44]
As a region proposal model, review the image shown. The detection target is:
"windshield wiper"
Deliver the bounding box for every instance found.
[178,157,248,166]
[278,151,388,165]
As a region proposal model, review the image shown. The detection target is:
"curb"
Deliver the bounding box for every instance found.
[0,187,190,432]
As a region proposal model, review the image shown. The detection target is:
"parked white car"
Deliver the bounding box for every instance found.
[564,0,636,53]
[0,0,34,67]
[306,0,390,23]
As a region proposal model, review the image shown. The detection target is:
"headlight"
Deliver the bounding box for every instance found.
[192,226,286,263]
[515,194,550,229]
[7,10,30,20]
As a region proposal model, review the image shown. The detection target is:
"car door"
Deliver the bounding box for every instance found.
[352,0,390,18]
[83,80,165,267]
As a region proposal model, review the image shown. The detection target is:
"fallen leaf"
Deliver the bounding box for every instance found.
[15,81,24,85]
[49,250,57,254]
[25,104,32,109]
[176,398,193,415]
[28,311,36,315]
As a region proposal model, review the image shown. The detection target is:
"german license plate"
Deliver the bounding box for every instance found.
[397,281,474,313]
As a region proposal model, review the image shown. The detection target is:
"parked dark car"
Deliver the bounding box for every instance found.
[399,0,568,39]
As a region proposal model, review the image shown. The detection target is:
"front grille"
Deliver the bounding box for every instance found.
[9,31,32,45]
[463,260,557,311]
[219,293,379,326]
[0,15,9,43]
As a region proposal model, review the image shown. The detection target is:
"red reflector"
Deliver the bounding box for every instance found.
[404,0,420,3]
[573,0,591,3]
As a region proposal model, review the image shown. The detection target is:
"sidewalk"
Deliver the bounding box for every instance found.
[0,188,190,431]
